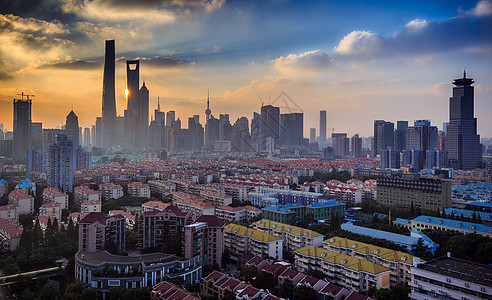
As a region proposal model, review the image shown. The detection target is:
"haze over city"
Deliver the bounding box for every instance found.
[1,0,491,137]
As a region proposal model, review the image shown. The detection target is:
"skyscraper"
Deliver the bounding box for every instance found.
[139,82,149,148]
[309,128,316,144]
[13,96,32,163]
[447,72,482,170]
[279,113,303,146]
[232,117,250,152]
[331,133,349,156]
[260,105,280,150]
[373,120,394,157]
[124,60,140,148]
[351,134,363,158]
[319,110,327,147]
[394,121,408,151]
[102,40,117,149]
[406,120,438,154]
[66,110,80,147]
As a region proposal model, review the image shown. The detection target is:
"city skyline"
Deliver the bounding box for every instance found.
[0,0,491,138]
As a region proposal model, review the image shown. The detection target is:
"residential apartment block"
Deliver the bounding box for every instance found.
[78,212,125,253]
[394,215,492,238]
[148,180,176,197]
[184,215,224,267]
[377,177,452,210]
[0,218,22,251]
[200,190,232,207]
[253,219,324,252]
[172,196,215,221]
[410,256,492,300]
[261,201,345,225]
[294,245,391,293]
[39,202,62,221]
[128,182,150,198]
[81,199,101,214]
[42,187,69,209]
[138,205,190,250]
[324,236,418,286]
[224,223,283,260]
[8,189,34,215]
[0,205,18,222]
[99,183,123,200]
[215,205,261,224]
[74,185,101,206]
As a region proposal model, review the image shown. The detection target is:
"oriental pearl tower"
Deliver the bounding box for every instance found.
[205,87,211,121]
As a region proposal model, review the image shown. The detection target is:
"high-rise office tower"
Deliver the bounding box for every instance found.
[332,133,349,156]
[373,120,394,157]
[319,110,327,147]
[250,112,261,150]
[95,117,103,147]
[309,128,316,144]
[205,116,219,149]
[426,150,449,169]
[31,122,43,150]
[219,114,232,141]
[447,72,482,170]
[381,147,400,169]
[406,120,438,154]
[102,40,117,149]
[166,111,175,128]
[83,128,91,146]
[66,110,80,147]
[124,60,140,148]
[27,146,44,172]
[394,121,408,151]
[139,82,149,148]
[188,115,204,150]
[232,117,250,152]
[260,105,280,150]
[13,96,32,163]
[280,113,303,146]
[351,134,363,158]
[49,135,75,193]
[91,125,96,146]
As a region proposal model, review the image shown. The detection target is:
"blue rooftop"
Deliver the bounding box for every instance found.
[412,215,492,235]
[444,208,492,221]
[468,202,492,208]
[341,222,418,246]
[309,201,345,208]
[0,179,7,184]
[262,206,295,214]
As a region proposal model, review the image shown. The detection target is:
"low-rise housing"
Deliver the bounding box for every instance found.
[39,202,62,221]
[393,215,492,238]
[294,245,391,293]
[200,190,232,207]
[324,236,418,286]
[253,219,324,252]
[8,189,34,215]
[215,205,261,224]
[99,183,123,200]
[173,197,215,221]
[410,256,492,300]
[74,185,101,206]
[0,218,22,251]
[0,205,18,222]
[151,281,200,300]
[148,180,176,197]
[42,187,69,209]
[142,200,171,212]
[224,223,283,260]
[128,182,150,198]
[81,199,102,214]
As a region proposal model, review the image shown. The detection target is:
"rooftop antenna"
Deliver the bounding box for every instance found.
[157,97,160,112]
[17,92,35,101]
[463,68,466,78]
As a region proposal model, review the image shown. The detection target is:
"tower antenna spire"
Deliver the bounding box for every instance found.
[205,87,211,121]
[463,68,466,79]
[157,97,160,112]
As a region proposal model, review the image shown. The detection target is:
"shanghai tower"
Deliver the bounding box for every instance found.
[447,71,482,170]
[102,39,117,148]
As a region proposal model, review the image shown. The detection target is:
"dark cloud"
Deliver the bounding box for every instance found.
[116,56,191,68]
[334,8,492,59]
[37,59,101,70]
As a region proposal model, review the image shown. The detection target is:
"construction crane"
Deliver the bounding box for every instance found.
[17,92,35,101]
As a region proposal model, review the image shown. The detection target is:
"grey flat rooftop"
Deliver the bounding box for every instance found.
[417,257,492,287]
[76,251,181,266]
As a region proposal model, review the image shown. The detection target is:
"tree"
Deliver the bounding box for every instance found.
[133,287,151,299]
[39,283,60,300]
[277,281,294,299]
[109,287,125,300]
[1,256,21,275]
[414,239,431,260]
[240,266,257,282]
[292,285,317,300]
[330,212,340,232]
[254,271,274,291]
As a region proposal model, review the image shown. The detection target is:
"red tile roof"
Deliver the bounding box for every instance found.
[195,215,224,227]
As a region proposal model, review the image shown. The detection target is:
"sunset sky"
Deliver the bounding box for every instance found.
[1,0,491,137]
